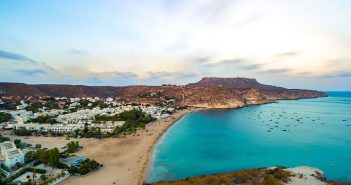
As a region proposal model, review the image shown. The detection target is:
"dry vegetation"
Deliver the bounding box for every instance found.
[146,167,292,185]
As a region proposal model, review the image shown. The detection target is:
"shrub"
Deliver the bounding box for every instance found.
[263,174,283,185]
[14,129,32,136]
[0,136,10,143]
[232,171,251,183]
[0,112,12,123]
[65,141,80,153]
[26,115,57,124]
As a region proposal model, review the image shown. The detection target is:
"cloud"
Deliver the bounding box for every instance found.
[0,49,55,71]
[194,0,236,23]
[85,71,139,86]
[148,71,197,79]
[216,59,243,65]
[324,58,350,68]
[257,69,291,75]
[266,51,303,64]
[319,71,351,78]
[194,57,211,64]
[202,58,263,71]
[275,51,302,59]
[339,72,351,78]
[109,71,138,79]
[14,69,46,76]
[0,49,38,64]
[238,63,263,70]
[86,77,103,84]
[68,49,89,56]
[295,72,312,76]
[231,13,262,29]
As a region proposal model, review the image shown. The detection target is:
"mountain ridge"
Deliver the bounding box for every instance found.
[0,77,327,109]
[186,77,286,91]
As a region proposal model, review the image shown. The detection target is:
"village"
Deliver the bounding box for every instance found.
[0,95,180,184]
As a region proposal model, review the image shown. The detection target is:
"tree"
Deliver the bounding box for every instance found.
[0,112,12,123]
[48,148,59,168]
[69,159,101,175]
[26,115,57,124]
[68,166,78,174]
[98,102,108,109]
[36,148,59,168]
[0,136,10,143]
[74,129,80,138]
[66,141,80,153]
[14,139,21,148]
[14,129,32,136]
[84,122,89,134]
[25,151,36,163]
[40,174,47,184]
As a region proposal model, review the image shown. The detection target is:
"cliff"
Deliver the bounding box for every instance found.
[187,77,286,91]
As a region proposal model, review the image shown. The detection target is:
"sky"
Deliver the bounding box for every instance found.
[0,0,350,90]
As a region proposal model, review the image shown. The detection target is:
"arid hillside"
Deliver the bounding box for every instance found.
[0,78,327,108]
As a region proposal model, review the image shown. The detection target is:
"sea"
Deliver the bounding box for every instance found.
[147,91,351,183]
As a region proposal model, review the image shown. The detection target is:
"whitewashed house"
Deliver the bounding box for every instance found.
[0,141,25,167]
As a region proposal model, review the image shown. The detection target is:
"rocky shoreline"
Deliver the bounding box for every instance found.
[146,166,350,185]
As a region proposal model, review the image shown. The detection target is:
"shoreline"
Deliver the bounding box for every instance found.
[1,108,206,185]
[60,108,198,185]
[3,96,329,185]
[139,108,205,185]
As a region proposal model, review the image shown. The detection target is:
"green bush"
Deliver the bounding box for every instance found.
[25,151,36,163]
[0,112,12,123]
[36,148,60,168]
[0,136,10,143]
[65,141,80,153]
[69,159,101,175]
[1,163,10,172]
[27,115,57,124]
[263,174,283,185]
[14,129,33,136]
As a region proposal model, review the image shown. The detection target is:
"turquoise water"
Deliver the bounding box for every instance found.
[147,92,351,183]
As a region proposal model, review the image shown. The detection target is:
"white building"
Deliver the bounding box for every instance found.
[16,100,28,110]
[9,110,34,124]
[56,108,114,123]
[15,123,84,133]
[0,141,25,168]
[54,97,67,101]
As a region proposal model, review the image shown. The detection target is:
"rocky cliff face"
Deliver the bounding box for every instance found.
[0,78,327,109]
[187,77,286,91]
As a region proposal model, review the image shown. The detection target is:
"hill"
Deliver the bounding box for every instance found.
[0,78,327,109]
[187,77,285,91]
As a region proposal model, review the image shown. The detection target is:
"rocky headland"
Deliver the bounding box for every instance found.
[0,77,327,109]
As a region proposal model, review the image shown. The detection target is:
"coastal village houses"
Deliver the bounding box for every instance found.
[0,141,25,168]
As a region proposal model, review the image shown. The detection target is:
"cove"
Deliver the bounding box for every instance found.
[147,92,351,183]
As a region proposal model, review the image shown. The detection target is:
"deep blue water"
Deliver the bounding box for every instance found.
[147,92,351,183]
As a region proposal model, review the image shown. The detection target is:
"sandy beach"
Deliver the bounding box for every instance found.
[1,108,195,185]
[50,108,194,185]
[2,109,194,185]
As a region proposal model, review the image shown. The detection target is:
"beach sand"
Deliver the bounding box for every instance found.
[1,109,194,185]
[54,108,194,185]
[3,133,80,152]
